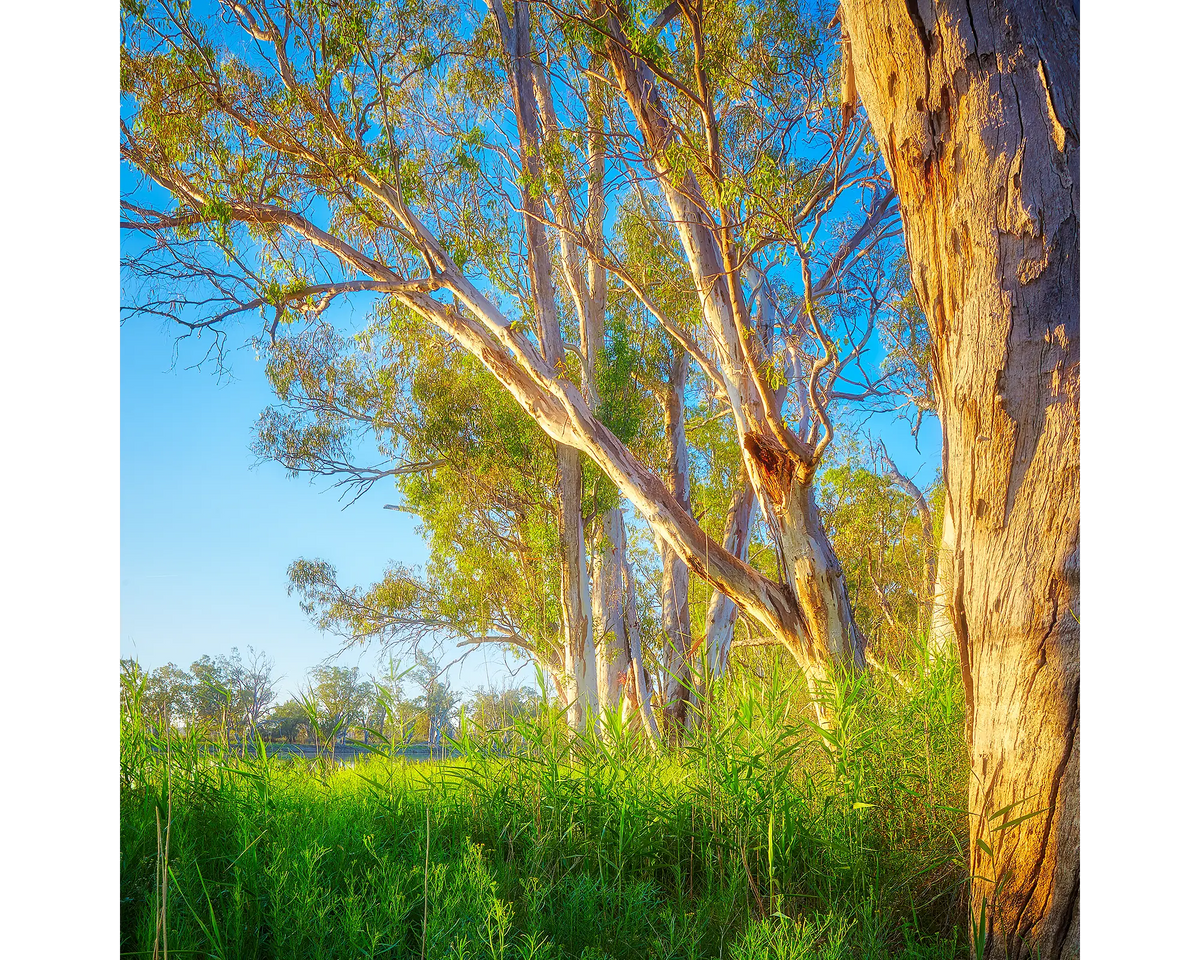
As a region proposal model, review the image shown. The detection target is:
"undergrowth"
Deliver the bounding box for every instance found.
[120,645,968,959]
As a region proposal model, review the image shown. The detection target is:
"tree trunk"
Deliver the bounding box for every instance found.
[594,505,660,742]
[592,510,631,717]
[496,0,600,732]
[840,4,1079,957]
[659,353,694,739]
[927,499,956,660]
[602,18,866,684]
[880,446,950,659]
[687,478,758,732]
[559,449,599,731]
[702,478,758,680]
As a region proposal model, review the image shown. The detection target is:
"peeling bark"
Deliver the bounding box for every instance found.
[839,3,1079,956]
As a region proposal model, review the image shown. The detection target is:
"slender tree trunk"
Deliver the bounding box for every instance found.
[880,447,943,653]
[764,476,866,674]
[659,353,694,739]
[841,4,1079,957]
[927,500,956,660]
[702,479,758,679]
[559,450,599,731]
[594,506,660,742]
[496,0,600,732]
[592,510,631,717]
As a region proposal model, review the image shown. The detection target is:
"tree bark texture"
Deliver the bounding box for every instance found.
[839,3,1079,957]
[688,477,759,732]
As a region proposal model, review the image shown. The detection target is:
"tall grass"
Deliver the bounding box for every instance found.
[120,644,968,959]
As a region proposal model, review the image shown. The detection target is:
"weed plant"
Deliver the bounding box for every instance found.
[120,643,968,959]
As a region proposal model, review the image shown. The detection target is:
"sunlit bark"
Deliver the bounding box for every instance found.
[839,3,1079,956]
[121,0,900,737]
[659,352,694,738]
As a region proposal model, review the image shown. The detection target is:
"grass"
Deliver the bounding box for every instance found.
[120,646,969,959]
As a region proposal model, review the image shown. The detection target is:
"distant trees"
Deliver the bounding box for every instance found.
[407,653,461,746]
[303,665,374,746]
[465,685,539,735]
[265,698,309,744]
[142,662,191,727]
[120,653,473,750]
[124,647,280,741]
[239,647,279,736]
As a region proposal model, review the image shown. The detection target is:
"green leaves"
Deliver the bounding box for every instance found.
[818,446,943,656]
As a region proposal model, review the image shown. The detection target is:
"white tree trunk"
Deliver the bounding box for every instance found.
[602,21,866,681]
[702,479,759,680]
[593,506,660,742]
[659,354,694,738]
[495,0,601,732]
[592,513,631,717]
[927,500,956,660]
[559,451,599,731]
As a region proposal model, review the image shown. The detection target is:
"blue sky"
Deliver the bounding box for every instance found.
[119,317,539,698]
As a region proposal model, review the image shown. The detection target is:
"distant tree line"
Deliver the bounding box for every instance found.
[120,647,539,750]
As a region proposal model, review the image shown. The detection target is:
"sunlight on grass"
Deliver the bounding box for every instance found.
[121,645,967,959]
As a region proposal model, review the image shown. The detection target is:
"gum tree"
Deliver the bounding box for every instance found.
[837,3,1079,956]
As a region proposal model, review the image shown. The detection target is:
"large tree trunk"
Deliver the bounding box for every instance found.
[840,4,1079,957]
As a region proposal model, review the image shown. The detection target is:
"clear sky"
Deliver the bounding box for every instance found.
[119,316,543,699]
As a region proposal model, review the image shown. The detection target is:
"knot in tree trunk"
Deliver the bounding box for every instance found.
[743,431,798,506]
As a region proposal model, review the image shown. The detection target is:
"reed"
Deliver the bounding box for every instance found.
[120,643,968,958]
